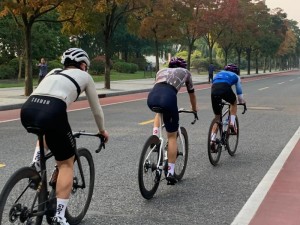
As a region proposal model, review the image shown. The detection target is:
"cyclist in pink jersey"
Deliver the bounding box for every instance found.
[147,57,198,185]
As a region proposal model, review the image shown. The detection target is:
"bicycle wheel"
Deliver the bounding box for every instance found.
[138,135,161,199]
[226,116,239,156]
[207,119,222,166]
[174,127,188,181]
[0,167,45,225]
[65,148,95,225]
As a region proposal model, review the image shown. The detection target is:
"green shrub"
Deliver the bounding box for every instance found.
[0,64,16,79]
[113,61,138,73]
[90,56,106,75]
[47,60,62,71]
[128,56,147,70]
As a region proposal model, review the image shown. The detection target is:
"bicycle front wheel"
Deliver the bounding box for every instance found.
[138,135,161,200]
[207,119,222,166]
[65,148,95,225]
[0,167,44,225]
[174,127,188,181]
[226,116,239,156]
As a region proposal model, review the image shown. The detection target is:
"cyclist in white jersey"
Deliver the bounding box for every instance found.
[20,48,109,225]
[147,57,198,185]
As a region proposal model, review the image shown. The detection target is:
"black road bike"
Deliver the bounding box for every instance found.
[0,128,105,225]
[207,101,247,166]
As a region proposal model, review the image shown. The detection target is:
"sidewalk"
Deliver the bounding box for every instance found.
[0,71,283,111]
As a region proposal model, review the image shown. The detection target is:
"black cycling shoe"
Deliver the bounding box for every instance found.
[166,173,177,185]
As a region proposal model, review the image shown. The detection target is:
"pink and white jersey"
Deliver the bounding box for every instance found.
[155,68,194,92]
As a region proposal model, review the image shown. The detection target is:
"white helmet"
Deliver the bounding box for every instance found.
[61,48,90,67]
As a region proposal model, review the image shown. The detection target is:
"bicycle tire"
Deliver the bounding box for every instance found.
[174,127,189,180]
[207,119,222,166]
[138,135,161,200]
[65,148,95,225]
[0,167,45,225]
[226,116,239,156]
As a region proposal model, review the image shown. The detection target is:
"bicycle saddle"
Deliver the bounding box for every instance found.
[151,106,164,113]
[26,126,45,135]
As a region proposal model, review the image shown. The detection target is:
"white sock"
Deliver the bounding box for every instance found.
[230,115,236,126]
[153,127,159,136]
[211,133,216,141]
[168,163,175,175]
[55,198,69,218]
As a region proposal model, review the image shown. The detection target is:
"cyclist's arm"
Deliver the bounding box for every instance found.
[188,91,198,112]
[234,76,245,103]
[85,76,105,132]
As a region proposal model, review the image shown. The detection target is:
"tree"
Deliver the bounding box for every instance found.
[0,0,77,96]
[0,14,24,79]
[201,0,239,64]
[61,0,145,89]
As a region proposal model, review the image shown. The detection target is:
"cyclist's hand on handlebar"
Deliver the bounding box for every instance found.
[99,130,109,143]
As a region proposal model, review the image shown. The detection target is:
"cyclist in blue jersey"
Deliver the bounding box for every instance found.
[210,64,246,144]
[147,57,198,185]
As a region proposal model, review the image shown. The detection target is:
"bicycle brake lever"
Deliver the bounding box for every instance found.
[95,135,106,153]
[95,143,105,153]
[191,112,198,125]
[242,104,247,114]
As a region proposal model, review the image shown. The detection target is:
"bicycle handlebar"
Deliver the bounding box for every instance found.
[73,131,106,153]
[178,108,199,125]
[221,101,247,115]
[237,103,247,114]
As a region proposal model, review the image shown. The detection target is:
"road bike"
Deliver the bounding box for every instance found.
[207,101,247,166]
[0,128,105,225]
[138,108,198,199]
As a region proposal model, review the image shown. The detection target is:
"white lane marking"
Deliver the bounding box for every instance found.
[289,79,294,81]
[258,87,269,91]
[231,126,300,225]
[277,82,285,85]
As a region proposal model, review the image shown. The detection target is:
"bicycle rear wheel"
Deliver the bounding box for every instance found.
[0,167,45,225]
[226,116,239,156]
[174,127,188,181]
[138,135,161,199]
[65,148,95,225]
[207,119,222,166]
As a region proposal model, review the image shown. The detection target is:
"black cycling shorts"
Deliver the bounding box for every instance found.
[211,83,236,115]
[147,83,179,133]
[20,95,76,161]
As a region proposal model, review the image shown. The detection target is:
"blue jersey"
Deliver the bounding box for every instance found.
[212,70,243,95]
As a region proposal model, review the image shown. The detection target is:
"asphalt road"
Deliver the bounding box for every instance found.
[0,72,300,225]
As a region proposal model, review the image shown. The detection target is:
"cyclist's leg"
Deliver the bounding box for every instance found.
[46,127,76,223]
[210,92,222,141]
[222,88,237,132]
[164,111,179,185]
[44,107,76,223]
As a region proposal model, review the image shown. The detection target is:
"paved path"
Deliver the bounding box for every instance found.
[1,70,300,224]
[0,71,284,111]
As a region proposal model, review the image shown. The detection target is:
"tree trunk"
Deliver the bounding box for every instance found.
[18,56,23,80]
[255,52,258,74]
[24,25,33,96]
[263,57,266,73]
[154,37,159,72]
[104,54,111,89]
[246,47,251,75]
